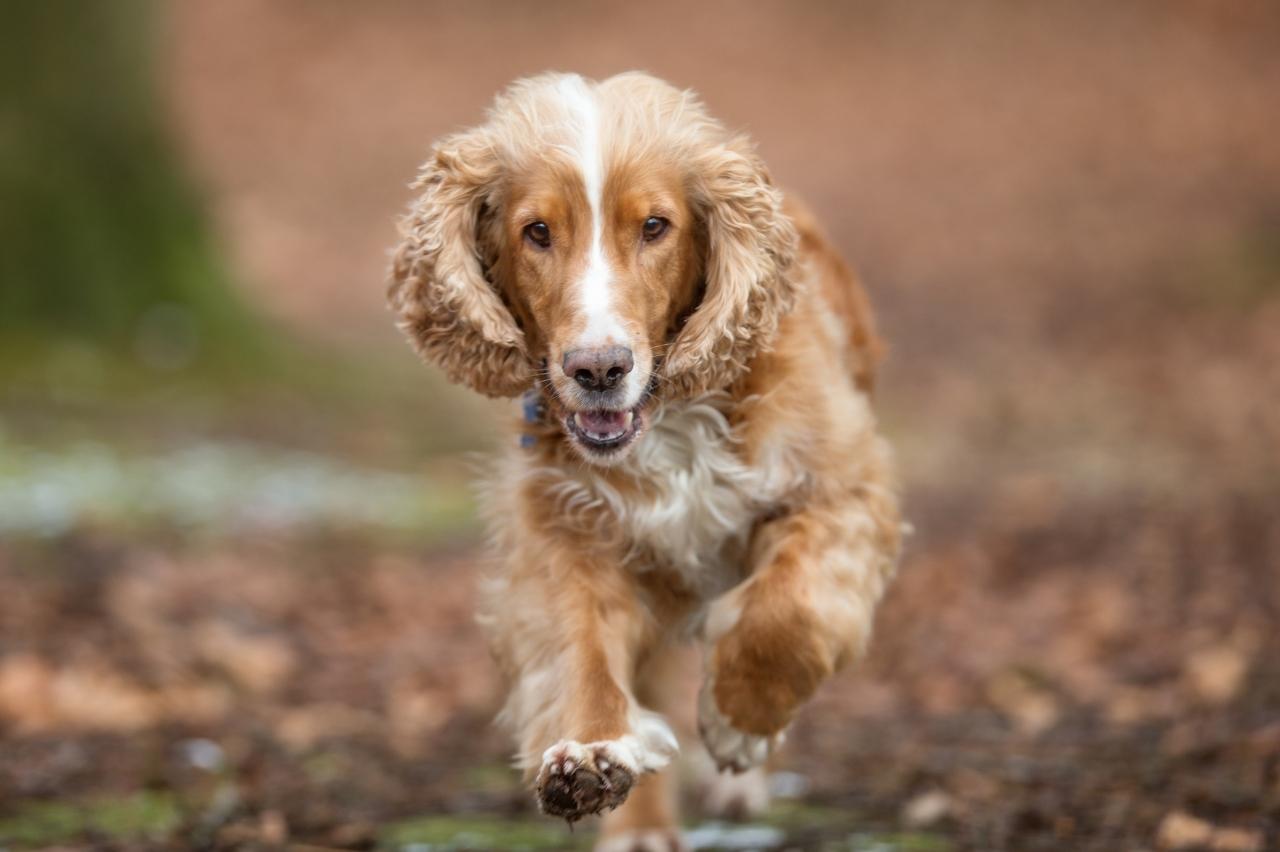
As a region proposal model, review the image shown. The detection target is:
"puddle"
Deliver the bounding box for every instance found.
[381,815,577,851]
[0,431,473,539]
[686,821,787,849]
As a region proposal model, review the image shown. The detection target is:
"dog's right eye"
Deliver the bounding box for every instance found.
[524,221,552,249]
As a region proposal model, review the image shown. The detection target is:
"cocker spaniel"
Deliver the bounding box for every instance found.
[388,72,902,850]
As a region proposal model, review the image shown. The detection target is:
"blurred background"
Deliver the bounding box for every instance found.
[2,2,1278,849]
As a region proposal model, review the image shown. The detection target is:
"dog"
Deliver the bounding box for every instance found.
[388,72,902,850]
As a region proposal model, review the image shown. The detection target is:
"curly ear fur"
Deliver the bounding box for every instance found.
[388,130,532,398]
[661,139,800,398]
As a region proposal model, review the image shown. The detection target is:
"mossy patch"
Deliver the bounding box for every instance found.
[1173,226,1280,313]
[841,831,953,851]
[761,799,859,829]
[380,814,584,851]
[754,802,951,851]
[0,791,181,848]
[461,762,524,795]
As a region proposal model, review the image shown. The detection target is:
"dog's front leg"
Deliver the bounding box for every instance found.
[698,471,902,772]
[491,541,678,822]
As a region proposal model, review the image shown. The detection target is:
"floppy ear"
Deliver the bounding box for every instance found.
[661,139,800,398]
[387,129,532,398]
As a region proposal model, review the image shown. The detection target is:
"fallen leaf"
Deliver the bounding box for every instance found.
[986,670,1060,736]
[0,653,55,731]
[1185,645,1249,705]
[259,809,288,845]
[1157,811,1214,849]
[1157,812,1263,852]
[195,621,296,694]
[1211,827,1263,852]
[902,790,952,828]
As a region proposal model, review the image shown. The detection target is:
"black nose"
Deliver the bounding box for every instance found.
[562,346,634,392]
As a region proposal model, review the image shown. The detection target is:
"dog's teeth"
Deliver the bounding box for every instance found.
[623,411,634,428]
[573,413,586,430]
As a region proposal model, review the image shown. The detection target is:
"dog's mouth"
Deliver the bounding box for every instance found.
[563,405,644,456]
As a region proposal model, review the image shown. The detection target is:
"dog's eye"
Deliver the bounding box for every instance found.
[524,221,551,249]
[641,216,669,242]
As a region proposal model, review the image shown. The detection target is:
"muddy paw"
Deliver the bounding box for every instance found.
[536,740,637,822]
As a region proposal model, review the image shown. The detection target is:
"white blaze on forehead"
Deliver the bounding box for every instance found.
[556,76,628,348]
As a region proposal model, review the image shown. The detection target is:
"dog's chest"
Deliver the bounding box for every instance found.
[601,401,798,596]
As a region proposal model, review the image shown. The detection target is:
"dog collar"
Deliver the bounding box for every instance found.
[520,389,547,449]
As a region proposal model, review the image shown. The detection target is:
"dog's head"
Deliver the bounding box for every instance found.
[389,72,798,464]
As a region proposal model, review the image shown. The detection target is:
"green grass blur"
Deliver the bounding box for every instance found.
[0,1,257,357]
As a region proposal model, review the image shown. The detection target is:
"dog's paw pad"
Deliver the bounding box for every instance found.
[535,740,636,821]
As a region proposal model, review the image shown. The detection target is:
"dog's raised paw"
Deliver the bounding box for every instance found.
[697,680,782,774]
[536,740,636,822]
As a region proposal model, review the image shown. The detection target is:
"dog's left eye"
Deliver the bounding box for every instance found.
[641,216,669,242]
[524,221,552,249]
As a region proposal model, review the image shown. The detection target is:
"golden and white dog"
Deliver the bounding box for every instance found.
[388,72,902,850]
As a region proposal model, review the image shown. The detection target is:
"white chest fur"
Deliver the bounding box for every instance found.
[579,397,800,597]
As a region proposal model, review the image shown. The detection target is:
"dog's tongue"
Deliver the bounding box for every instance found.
[577,410,628,433]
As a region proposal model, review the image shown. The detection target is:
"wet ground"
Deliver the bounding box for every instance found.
[1,476,1277,849]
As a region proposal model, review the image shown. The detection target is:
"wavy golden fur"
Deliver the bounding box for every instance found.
[390,72,798,400]
[388,72,901,850]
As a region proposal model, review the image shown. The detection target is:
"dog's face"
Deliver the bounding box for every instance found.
[498,147,701,461]
[389,73,799,465]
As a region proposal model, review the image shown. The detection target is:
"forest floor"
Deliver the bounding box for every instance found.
[2,281,1277,851]
[1,422,1278,851]
[4,2,1280,850]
